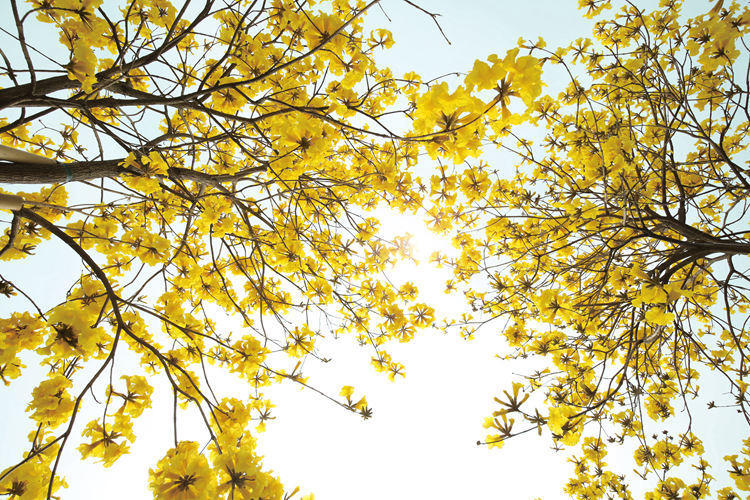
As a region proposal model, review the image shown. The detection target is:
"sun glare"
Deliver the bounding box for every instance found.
[370,206,463,313]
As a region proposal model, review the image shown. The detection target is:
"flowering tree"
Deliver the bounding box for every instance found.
[0,0,544,498]
[434,0,750,498]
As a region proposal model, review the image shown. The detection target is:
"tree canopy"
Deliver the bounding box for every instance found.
[0,0,541,498]
[3,0,750,499]
[439,0,750,498]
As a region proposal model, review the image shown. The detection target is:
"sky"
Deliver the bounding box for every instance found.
[251,5,599,497]
[1,1,743,500]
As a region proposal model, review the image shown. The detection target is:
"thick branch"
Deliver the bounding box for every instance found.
[0,159,123,183]
[0,158,267,185]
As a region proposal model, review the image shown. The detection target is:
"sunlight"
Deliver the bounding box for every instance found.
[371,206,455,293]
[380,208,449,257]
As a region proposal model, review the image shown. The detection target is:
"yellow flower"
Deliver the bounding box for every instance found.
[66,43,98,93]
[113,375,154,417]
[214,447,262,500]
[78,415,133,467]
[339,385,355,399]
[0,461,47,499]
[150,442,217,500]
[27,374,74,428]
[644,306,675,326]
[286,325,316,358]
